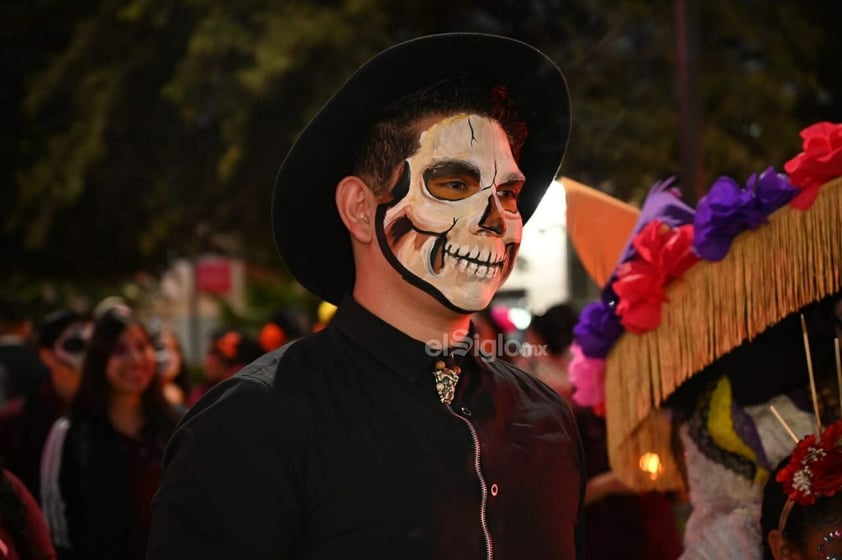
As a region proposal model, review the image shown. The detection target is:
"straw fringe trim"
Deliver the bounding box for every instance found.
[606,177,842,490]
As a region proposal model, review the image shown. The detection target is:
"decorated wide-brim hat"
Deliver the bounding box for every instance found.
[568,122,842,491]
[562,177,640,288]
[272,33,571,305]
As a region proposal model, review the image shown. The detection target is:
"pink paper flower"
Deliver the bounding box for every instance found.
[569,343,606,409]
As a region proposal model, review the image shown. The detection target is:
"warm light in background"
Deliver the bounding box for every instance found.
[501,180,568,313]
[639,452,663,480]
[507,308,532,330]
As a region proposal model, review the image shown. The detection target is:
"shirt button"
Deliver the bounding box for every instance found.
[460,406,472,417]
[490,483,499,497]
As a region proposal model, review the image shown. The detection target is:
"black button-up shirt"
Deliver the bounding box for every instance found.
[148,297,585,559]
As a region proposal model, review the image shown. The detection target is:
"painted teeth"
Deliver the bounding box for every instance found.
[441,243,507,278]
[445,244,504,262]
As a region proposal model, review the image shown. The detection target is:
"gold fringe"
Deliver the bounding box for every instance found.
[606,177,842,491]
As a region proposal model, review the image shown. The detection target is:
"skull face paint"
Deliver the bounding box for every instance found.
[375,113,525,313]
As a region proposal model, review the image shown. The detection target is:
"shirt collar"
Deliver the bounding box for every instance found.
[331,296,475,382]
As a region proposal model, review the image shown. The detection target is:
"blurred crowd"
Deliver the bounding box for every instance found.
[0,295,326,559]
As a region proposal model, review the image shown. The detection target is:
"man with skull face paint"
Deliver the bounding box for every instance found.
[149,34,585,560]
[377,111,526,313]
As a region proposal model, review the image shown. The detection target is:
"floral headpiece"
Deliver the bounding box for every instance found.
[776,419,842,531]
[567,122,842,490]
[779,420,842,506]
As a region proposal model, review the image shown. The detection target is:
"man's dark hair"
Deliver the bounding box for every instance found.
[352,74,528,195]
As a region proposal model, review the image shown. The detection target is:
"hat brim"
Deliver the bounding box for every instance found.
[272,33,571,305]
[604,177,842,491]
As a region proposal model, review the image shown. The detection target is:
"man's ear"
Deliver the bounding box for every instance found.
[336,176,376,244]
[767,529,794,559]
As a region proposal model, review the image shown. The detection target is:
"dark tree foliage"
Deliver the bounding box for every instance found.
[2,0,840,293]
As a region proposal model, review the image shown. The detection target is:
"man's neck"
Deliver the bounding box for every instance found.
[353,286,471,347]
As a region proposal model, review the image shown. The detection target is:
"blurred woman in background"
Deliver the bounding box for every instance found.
[40,308,180,560]
[149,323,190,411]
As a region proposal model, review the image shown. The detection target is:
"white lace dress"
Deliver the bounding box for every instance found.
[679,394,814,560]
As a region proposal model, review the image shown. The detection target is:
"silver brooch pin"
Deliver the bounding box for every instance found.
[433,360,461,405]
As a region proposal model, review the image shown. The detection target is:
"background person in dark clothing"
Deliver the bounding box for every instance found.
[0,465,56,560]
[149,33,586,559]
[517,303,578,396]
[521,302,683,559]
[0,309,90,499]
[0,297,49,404]
[41,308,179,560]
[185,327,262,407]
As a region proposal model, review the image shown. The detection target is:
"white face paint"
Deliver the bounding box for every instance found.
[376,113,524,312]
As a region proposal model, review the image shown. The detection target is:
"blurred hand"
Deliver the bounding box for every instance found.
[584,471,636,505]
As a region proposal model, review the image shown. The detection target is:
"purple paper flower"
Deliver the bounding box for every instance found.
[573,301,624,359]
[750,166,798,216]
[692,168,795,262]
[693,176,759,261]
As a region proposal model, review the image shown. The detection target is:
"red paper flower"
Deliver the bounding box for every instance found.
[813,447,842,497]
[612,221,699,334]
[777,420,842,505]
[783,122,842,210]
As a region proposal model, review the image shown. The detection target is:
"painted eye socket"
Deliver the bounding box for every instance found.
[423,162,482,201]
[426,174,481,201]
[496,182,523,213]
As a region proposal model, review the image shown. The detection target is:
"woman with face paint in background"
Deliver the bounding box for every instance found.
[149,34,585,559]
[0,310,90,501]
[146,321,191,411]
[41,308,180,560]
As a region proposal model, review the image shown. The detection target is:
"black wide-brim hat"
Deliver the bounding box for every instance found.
[272,33,571,305]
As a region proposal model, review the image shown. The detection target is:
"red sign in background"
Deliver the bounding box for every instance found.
[195,259,232,294]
